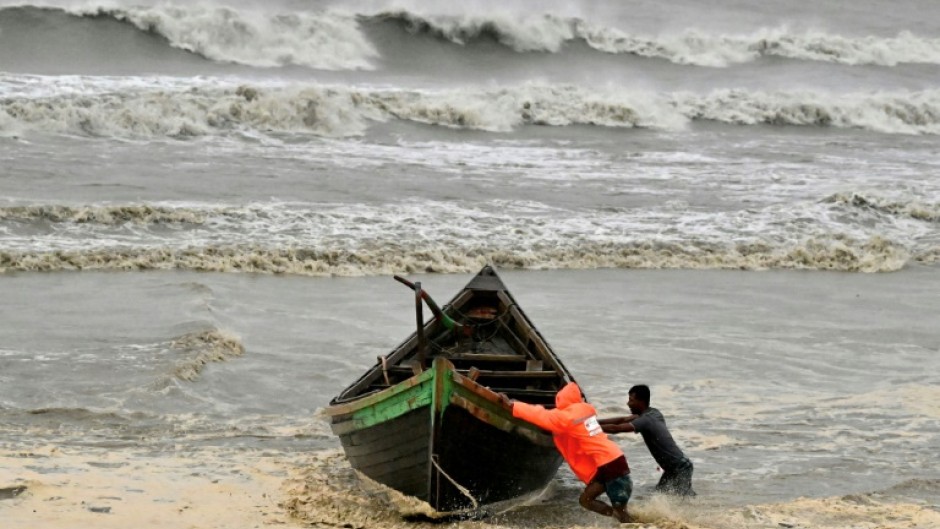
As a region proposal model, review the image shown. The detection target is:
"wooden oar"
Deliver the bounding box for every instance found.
[394,275,460,331]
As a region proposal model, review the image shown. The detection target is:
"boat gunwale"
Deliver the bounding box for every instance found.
[328,266,574,406]
[326,360,555,448]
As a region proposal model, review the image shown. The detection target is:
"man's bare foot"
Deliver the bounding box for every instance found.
[612,508,632,523]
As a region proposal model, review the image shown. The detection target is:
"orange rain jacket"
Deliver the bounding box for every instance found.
[512,382,626,484]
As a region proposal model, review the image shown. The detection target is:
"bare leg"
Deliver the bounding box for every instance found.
[580,481,631,522]
[579,481,614,517]
[581,482,632,523]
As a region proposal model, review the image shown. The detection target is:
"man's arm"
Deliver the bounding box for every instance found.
[509,399,567,433]
[599,414,638,434]
[602,422,636,433]
[598,415,637,426]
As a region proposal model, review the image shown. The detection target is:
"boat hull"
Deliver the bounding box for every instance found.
[327,358,562,512]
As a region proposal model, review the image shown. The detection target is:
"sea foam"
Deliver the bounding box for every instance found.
[1,193,934,275]
[14,3,379,70]
[378,11,940,67]
[3,77,940,137]
[6,5,940,69]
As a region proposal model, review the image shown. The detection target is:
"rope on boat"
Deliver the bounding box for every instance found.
[431,454,479,510]
[428,303,515,355]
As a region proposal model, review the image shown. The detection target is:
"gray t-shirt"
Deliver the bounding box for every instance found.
[631,407,686,470]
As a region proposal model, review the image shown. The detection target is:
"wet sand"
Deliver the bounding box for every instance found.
[0,446,294,529]
[6,446,938,529]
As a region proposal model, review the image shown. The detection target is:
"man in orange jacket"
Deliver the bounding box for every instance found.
[500,382,632,522]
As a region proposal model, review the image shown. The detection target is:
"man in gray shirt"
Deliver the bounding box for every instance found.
[599,385,695,496]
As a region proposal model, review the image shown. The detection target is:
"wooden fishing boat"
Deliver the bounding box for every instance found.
[325,266,575,513]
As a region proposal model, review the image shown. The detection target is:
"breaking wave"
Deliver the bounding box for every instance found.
[376,11,940,67]
[824,192,940,222]
[170,328,245,382]
[0,236,919,275]
[1,193,936,275]
[0,204,209,224]
[0,4,378,70]
[4,5,940,69]
[3,78,940,137]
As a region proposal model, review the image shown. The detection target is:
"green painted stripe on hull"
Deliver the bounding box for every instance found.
[431,357,455,420]
[345,377,434,431]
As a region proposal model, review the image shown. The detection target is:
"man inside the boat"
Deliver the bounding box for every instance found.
[499,383,633,523]
[599,384,696,497]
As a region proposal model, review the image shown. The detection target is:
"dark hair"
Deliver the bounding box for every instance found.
[628,384,650,404]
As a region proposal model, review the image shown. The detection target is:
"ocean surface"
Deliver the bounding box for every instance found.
[1,0,938,528]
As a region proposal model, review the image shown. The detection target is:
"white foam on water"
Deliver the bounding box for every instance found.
[5,75,940,137]
[1,191,937,273]
[27,2,380,70]
[7,3,940,69]
[581,25,940,67]
[373,11,940,67]
[379,9,578,52]
[169,328,245,382]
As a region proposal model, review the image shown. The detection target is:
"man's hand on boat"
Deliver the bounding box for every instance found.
[496,392,514,408]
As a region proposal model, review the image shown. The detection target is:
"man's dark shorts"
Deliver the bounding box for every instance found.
[604,473,633,505]
[594,455,632,505]
[656,458,695,496]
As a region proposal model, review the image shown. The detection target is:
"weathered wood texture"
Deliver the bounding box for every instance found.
[336,407,431,500]
[430,405,563,510]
